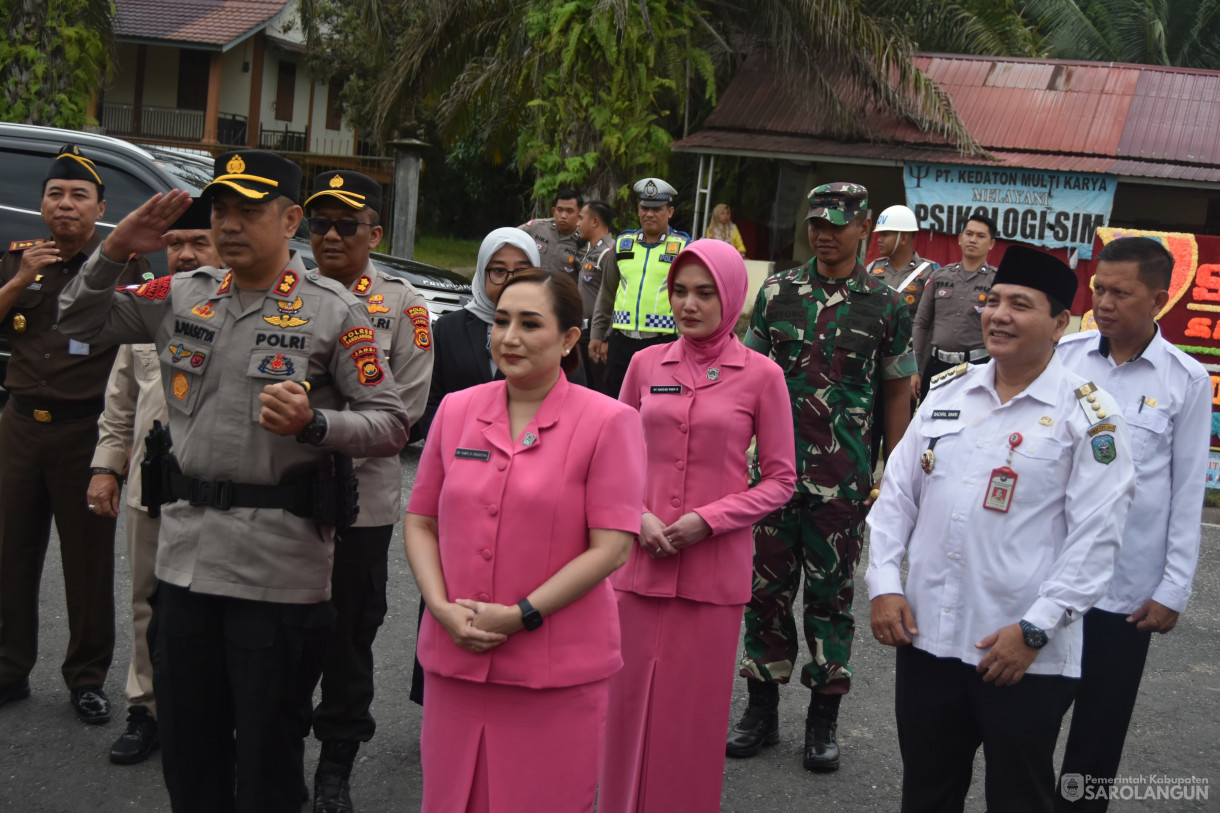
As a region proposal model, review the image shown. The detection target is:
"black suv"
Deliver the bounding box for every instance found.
[0,123,471,398]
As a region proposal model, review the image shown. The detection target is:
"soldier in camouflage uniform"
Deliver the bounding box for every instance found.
[727,183,916,772]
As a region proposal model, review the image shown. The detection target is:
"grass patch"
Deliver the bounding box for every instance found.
[412,235,482,274]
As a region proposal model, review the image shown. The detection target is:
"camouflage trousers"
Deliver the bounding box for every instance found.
[740,496,866,692]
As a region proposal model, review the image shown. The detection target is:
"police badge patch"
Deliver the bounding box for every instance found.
[351,345,385,386]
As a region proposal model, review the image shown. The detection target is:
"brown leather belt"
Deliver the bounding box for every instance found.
[9,395,106,423]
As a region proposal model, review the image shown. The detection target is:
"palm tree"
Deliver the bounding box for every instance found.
[1025,0,1220,69]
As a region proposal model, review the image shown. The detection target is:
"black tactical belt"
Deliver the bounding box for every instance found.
[167,472,312,518]
[9,395,106,423]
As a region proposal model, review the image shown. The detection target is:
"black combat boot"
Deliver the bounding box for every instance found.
[314,740,359,813]
[803,692,841,772]
[725,680,780,758]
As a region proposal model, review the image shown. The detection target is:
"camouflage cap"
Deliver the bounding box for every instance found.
[806,182,869,226]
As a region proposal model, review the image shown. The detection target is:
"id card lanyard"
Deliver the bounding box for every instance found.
[983,432,1021,513]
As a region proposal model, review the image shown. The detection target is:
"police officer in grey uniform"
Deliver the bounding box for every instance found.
[519,187,583,278]
[574,199,615,391]
[304,170,433,813]
[913,214,998,400]
[57,151,409,813]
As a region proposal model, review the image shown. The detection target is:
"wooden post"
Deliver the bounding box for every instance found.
[246,32,265,147]
[203,51,222,144]
[132,45,147,135]
[305,78,315,153]
[387,139,428,260]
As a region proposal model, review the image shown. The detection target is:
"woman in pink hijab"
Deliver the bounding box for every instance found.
[600,239,797,812]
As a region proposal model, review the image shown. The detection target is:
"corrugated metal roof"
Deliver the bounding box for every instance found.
[678,52,1220,184]
[116,1,288,49]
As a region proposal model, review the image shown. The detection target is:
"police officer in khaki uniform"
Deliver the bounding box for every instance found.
[0,145,147,724]
[519,187,583,278]
[58,151,409,813]
[573,199,615,391]
[87,197,219,766]
[304,170,433,813]
[913,214,998,400]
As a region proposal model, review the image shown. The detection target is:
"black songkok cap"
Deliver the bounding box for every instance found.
[44,144,104,198]
[305,170,382,213]
[994,244,1078,309]
[203,150,302,204]
[168,197,212,231]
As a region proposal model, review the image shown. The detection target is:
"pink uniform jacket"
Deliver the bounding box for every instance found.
[408,374,646,689]
[615,338,796,605]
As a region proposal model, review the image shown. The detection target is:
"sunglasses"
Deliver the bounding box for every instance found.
[309,217,371,237]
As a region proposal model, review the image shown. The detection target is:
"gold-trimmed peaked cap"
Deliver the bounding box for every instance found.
[44,144,104,198]
[203,150,302,203]
[305,170,382,213]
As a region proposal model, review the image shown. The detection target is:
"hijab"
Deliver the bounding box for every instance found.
[705,203,736,243]
[465,227,541,325]
[667,238,748,365]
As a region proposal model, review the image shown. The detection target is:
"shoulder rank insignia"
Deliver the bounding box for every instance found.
[9,238,46,252]
[1074,381,1118,427]
[929,363,970,390]
[215,271,232,295]
[263,296,309,328]
[353,275,373,295]
[274,270,299,297]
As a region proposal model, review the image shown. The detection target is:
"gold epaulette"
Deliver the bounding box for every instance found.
[929,363,970,390]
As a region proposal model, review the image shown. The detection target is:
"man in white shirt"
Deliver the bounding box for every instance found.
[865,244,1135,813]
[1054,236,1210,812]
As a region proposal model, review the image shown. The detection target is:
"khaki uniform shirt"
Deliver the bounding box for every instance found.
[913,261,997,371]
[343,258,434,526]
[58,249,409,604]
[866,252,935,315]
[519,219,582,278]
[92,343,167,511]
[578,235,614,330]
[0,231,145,401]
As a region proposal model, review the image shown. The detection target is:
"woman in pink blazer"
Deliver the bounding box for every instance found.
[599,239,797,812]
[405,270,645,813]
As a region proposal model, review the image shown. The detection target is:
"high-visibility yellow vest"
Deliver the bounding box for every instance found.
[612,230,690,333]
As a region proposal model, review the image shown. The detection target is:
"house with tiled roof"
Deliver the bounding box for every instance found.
[97,0,380,175]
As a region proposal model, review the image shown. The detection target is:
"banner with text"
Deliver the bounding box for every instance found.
[904,163,1117,259]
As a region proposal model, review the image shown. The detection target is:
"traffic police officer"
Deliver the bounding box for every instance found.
[304,170,433,813]
[589,177,689,397]
[727,183,916,772]
[913,214,998,399]
[57,150,409,813]
[0,145,147,724]
[866,244,1135,813]
[519,187,583,278]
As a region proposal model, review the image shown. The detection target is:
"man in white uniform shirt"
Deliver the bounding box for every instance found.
[1054,236,1210,812]
[865,244,1135,813]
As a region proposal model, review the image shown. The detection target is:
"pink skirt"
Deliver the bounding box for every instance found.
[599,591,744,813]
[421,672,609,813]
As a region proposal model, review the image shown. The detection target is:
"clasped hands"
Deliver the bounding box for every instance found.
[639,511,712,559]
[432,598,525,654]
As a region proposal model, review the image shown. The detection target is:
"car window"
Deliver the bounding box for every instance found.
[149,152,211,194]
[93,162,159,221]
[0,146,52,216]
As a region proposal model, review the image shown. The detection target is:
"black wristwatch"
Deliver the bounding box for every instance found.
[1019,619,1049,649]
[90,467,121,481]
[296,409,328,446]
[517,598,543,631]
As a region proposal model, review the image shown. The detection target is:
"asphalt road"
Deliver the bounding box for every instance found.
[1,445,1217,812]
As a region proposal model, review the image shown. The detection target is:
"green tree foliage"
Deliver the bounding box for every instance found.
[0,0,115,128]
[876,0,1045,56]
[1025,0,1220,69]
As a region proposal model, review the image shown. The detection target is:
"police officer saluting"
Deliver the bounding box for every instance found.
[865,245,1135,813]
[57,151,409,813]
[304,170,433,813]
[589,177,689,397]
[0,145,148,724]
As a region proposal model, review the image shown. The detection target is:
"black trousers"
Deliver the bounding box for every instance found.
[895,645,1077,813]
[1055,609,1153,812]
[149,581,333,813]
[602,332,676,399]
[313,524,392,743]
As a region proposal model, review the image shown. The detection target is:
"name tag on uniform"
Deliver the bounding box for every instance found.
[455,448,491,461]
[651,385,682,394]
[68,339,90,355]
[930,410,960,420]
